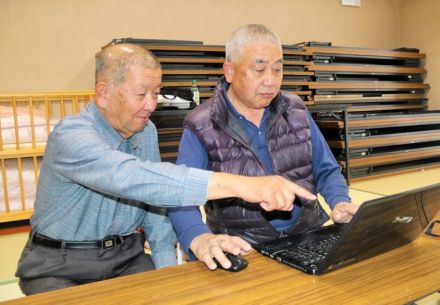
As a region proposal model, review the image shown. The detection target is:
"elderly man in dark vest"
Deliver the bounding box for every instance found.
[168,24,358,270]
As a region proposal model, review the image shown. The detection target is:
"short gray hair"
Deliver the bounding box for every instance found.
[225,24,282,62]
[95,44,161,85]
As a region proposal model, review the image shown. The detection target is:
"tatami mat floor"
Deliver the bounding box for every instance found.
[0,280,23,302]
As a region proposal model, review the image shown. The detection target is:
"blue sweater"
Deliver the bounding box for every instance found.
[168,96,350,257]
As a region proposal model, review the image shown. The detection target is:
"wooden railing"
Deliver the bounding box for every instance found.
[0,91,94,222]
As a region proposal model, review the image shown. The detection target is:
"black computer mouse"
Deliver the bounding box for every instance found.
[213,252,248,272]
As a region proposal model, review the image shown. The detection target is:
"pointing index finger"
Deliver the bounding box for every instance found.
[291,184,317,201]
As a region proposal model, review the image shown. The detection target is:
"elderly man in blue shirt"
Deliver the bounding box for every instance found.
[16,43,317,295]
[168,24,359,270]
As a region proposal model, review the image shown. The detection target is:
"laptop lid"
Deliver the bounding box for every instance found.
[320,193,417,273]
[319,183,440,274]
[257,183,440,275]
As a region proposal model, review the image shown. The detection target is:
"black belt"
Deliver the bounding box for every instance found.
[31,232,134,250]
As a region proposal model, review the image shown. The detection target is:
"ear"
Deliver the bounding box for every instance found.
[95,81,110,109]
[223,61,234,83]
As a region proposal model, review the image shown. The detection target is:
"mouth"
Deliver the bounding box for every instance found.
[137,114,150,124]
[260,92,275,99]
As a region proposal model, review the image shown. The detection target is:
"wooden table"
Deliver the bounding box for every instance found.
[2,226,440,305]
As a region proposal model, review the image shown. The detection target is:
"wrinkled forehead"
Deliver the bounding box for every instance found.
[255,58,284,65]
[123,65,162,85]
[240,42,283,64]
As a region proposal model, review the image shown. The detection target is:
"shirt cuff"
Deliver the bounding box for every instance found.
[153,249,178,268]
[180,224,212,261]
[328,195,352,209]
[181,168,212,206]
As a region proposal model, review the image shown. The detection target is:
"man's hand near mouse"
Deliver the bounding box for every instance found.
[190,233,251,270]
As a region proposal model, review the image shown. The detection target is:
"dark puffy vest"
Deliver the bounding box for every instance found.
[184,81,329,245]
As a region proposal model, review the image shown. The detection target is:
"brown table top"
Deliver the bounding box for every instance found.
[2,224,440,305]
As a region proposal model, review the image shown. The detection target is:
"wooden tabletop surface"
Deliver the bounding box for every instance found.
[2,225,439,305]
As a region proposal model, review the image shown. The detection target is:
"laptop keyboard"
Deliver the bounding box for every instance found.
[305,234,340,255]
[261,233,340,269]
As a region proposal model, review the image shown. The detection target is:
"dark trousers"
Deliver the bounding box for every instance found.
[16,233,154,295]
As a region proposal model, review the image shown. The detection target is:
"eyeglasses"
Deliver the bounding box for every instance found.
[425,220,440,237]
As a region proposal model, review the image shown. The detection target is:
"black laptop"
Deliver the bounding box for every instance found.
[255,183,440,275]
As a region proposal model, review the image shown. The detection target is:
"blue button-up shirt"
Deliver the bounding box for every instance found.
[31,102,212,268]
[168,88,350,257]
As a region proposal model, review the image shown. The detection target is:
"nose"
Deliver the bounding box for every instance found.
[262,70,278,87]
[143,94,158,112]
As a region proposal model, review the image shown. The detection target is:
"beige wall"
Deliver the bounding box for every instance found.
[0,0,438,101]
[1,0,401,93]
[400,0,440,109]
